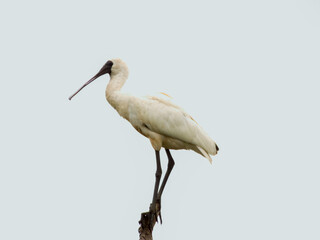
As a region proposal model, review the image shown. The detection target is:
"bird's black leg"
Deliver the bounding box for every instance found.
[150,150,162,213]
[157,149,175,203]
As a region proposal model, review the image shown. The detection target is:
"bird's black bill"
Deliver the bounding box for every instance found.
[68,60,113,100]
[68,75,98,100]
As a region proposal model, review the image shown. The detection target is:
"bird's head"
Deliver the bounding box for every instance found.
[108,58,129,77]
[68,58,128,100]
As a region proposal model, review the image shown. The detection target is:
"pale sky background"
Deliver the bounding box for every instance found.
[1,0,320,239]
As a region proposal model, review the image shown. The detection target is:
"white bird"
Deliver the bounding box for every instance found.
[69,58,219,215]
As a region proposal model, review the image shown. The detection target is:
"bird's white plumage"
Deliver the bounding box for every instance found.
[106,59,218,163]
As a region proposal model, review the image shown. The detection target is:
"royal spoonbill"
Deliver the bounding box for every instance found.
[69,59,219,215]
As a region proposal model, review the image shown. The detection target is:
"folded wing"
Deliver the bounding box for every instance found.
[137,96,218,156]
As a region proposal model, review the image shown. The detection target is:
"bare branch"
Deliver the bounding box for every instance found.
[138,202,161,240]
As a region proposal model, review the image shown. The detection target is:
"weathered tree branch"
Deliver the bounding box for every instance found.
[138,201,161,240]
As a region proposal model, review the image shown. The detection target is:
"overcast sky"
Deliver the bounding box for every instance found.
[1,0,320,239]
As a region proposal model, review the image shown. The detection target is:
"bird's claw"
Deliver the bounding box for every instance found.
[156,198,162,224]
[148,198,162,225]
[158,211,163,224]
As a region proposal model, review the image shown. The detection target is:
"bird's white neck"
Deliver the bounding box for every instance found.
[105,69,130,119]
[106,69,128,92]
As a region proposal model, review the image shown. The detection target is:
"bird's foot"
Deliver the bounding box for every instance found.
[139,199,163,232]
[148,199,162,225]
[151,198,162,224]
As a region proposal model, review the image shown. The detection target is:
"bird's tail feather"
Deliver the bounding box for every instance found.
[197,147,212,164]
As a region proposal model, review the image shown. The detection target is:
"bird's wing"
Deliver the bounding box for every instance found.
[137,96,218,156]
